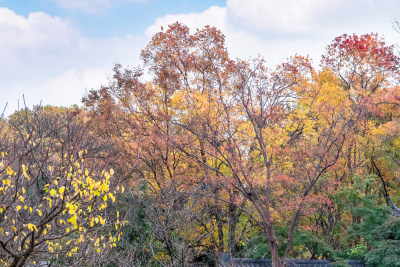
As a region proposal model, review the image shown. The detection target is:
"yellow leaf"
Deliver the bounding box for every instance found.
[27,223,37,232]
[6,167,13,176]
[50,188,56,197]
[59,186,65,195]
[21,164,30,180]
[16,206,21,211]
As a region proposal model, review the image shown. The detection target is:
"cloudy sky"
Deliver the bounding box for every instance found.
[1,0,399,115]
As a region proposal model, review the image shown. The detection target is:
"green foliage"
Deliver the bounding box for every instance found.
[244,235,270,259]
[346,243,367,260]
[293,231,334,259]
[333,174,390,233]
[242,226,290,259]
[364,218,400,267]
[351,198,391,244]
[365,240,400,267]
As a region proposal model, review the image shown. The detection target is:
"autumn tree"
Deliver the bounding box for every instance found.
[0,106,125,267]
[84,23,400,266]
[128,22,362,266]
[322,34,400,209]
[83,65,226,266]
[285,33,400,261]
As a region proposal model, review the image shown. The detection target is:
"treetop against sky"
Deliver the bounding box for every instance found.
[0,0,399,115]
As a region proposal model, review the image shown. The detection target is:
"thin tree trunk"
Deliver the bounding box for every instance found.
[266,226,281,267]
[228,205,239,257]
[215,209,225,252]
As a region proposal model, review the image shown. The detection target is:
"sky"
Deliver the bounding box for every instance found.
[1,0,399,115]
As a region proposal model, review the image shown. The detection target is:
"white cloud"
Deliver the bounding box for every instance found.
[226,0,343,33]
[146,6,227,37]
[2,68,111,114]
[0,8,145,115]
[48,0,148,13]
[36,68,109,106]
[0,8,77,60]
[226,0,398,37]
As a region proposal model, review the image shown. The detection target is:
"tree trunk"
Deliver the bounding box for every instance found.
[265,225,281,267]
[228,204,240,257]
[270,241,281,267]
[388,197,400,217]
[215,209,225,252]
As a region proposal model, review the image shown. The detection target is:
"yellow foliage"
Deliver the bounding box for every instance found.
[0,152,127,264]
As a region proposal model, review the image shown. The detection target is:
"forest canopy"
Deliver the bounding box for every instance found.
[2,23,400,267]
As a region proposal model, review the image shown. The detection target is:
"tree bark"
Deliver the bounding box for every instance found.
[228,204,240,257]
[266,226,281,267]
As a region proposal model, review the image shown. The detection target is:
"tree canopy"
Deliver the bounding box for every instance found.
[2,23,400,267]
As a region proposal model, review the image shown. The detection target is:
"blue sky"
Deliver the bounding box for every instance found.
[2,0,226,37]
[1,0,399,115]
